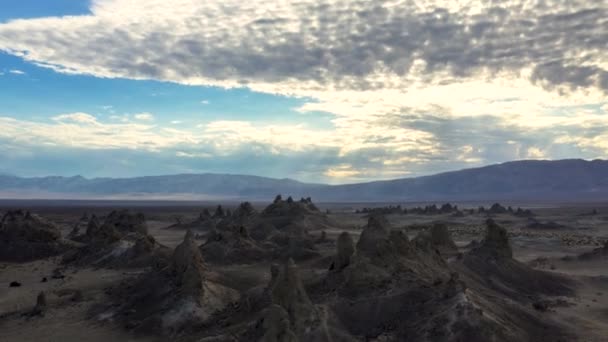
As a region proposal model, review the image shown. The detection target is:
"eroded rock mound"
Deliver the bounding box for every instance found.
[413,223,458,257]
[0,210,71,262]
[263,196,320,216]
[355,214,390,257]
[84,215,121,244]
[200,226,271,264]
[67,213,90,239]
[103,210,148,235]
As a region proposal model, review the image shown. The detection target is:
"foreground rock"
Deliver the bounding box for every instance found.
[108,230,239,335]
[461,219,573,298]
[315,215,491,341]
[0,210,72,262]
[450,219,577,341]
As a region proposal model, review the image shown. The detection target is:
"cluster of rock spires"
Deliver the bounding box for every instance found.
[408,203,462,215]
[355,203,462,215]
[167,197,330,265]
[477,203,535,217]
[355,202,535,218]
[355,204,404,215]
[0,210,71,262]
[63,210,170,269]
[1,198,578,341]
[167,214,575,341]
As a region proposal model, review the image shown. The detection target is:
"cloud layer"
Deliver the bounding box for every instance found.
[0,0,607,181]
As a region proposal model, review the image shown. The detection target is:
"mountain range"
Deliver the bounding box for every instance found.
[1,159,607,202]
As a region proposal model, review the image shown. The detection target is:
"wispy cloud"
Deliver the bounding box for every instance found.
[133,112,154,121]
[8,69,25,75]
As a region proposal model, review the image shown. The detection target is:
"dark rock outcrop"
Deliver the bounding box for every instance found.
[103,210,148,235]
[0,210,71,262]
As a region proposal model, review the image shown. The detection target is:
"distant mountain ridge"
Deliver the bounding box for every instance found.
[1,159,607,202]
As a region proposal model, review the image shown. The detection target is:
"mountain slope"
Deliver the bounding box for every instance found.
[320,159,608,201]
[1,159,607,202]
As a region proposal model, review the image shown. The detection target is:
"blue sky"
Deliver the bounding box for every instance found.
[0,0,607,183]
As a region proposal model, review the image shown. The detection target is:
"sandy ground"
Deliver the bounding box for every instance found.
[1,202,608,341]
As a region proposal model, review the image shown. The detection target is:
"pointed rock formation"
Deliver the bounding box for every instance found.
[30,291,47,317]
[429,223,458,251]
[356,214,390,257]
[269,259,317,337]
[261,304,299,342]
[470,219,512,259]
[172,230,206,298]
[85,215,121,244]
[333,232,355,270]
[461,219,574,300]
[68,213,91,239]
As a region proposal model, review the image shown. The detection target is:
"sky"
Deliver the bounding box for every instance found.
[0,0,606,184]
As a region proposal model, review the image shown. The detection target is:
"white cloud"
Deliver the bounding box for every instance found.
[133,112,154,121]
[8,69,25,75]
[53,112,99,125]
[176,151,212,158]
[200,100,209,105]
[324,164,361,179]
[526,147,547,159]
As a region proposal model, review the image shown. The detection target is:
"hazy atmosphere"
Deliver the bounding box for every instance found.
[0,0,607,183]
